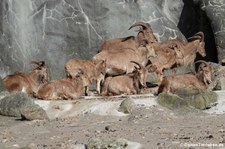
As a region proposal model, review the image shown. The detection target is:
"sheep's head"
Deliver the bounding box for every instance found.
[94,59,106,76]
[129,21,158,43]
[195,60,214,86]
[30,61,50,83]
[138,40,157,58]
[73,69,91,87]
[188,32,206,57]
[130,61,147,87]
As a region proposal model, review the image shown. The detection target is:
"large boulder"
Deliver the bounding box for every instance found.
[0,0,185,79]
[158,88,217,110]
[0,92,48,120]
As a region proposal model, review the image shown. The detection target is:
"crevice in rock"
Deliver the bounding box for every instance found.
[178,0,218,63]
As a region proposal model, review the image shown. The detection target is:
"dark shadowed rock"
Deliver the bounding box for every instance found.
[0,92,48,120]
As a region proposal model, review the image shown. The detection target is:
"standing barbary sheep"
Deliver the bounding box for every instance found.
[174,32,206,66]
[65,59,106,95]
[98,21,157,53]
[101,61,147,96]
[3,61,49,96]
[35,70,88,100]
[158,60,214,94]
[93,43,156,77]
[147,42,178,84]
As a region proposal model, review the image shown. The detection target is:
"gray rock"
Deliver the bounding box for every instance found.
[118,98,135,114]
[158,88,217,110]
[0,92,48,120]
[176,88,218,110]
[157,92,189,110]
[20,105,48,121]
[0,77,5,92]
[197,0,225,63]
[0,0,185,79]
[87,139,128,149]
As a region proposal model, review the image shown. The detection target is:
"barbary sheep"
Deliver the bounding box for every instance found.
[65,59,106,95]
[101,61,147,96]
[174,32,206,66]
[3,61,49,96]
[93,43,156,77]
[98,21,157,53]
[35,70,88,100]
[158,60,214,94]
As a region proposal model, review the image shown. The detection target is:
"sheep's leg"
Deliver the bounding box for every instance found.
[96,74,105,95]
[156,69,163,85]
[85,86,90,96]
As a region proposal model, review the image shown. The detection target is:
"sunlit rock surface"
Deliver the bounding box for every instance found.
[0,0,184,79]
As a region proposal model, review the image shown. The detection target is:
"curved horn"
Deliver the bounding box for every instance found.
[130,61,144,69]
[195,60,210,71]
[30,61,45,67]
[195,60,209,66]
[128,21,149,30]
[187,35,201,41]
[195,32,204,42]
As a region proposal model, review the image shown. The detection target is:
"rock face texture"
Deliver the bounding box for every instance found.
[196,0,225,62]
[0,0,184,79]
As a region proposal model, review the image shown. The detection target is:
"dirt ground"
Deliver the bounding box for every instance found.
[0,94,225,149]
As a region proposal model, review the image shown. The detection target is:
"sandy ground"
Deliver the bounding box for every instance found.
[0,92,225,149]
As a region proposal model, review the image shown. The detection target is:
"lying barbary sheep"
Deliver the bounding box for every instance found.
[65,59,106,95]
[35,70,89,100]
[101,61,147,96]
[158,60,214,94]
[3,61,49,96]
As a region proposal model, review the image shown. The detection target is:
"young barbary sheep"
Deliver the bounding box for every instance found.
[65,59,106,95]
[101,61,147,96]
[35,70,88,100]
[158,60,214,94]
[3,61,49,96]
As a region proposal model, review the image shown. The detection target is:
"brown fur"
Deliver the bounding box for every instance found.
[3,61,49,96]
[65,59,106,95]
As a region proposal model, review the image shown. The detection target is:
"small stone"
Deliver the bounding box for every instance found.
[118,98,135,114]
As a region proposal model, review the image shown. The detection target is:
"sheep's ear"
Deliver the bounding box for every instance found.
[127,72,135,77]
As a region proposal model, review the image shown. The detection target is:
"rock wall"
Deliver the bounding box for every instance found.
[1,0,224,80]
[0,0,184,79]
[196,0,225,63]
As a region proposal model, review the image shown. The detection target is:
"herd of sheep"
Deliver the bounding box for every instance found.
[2,21,214,100]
